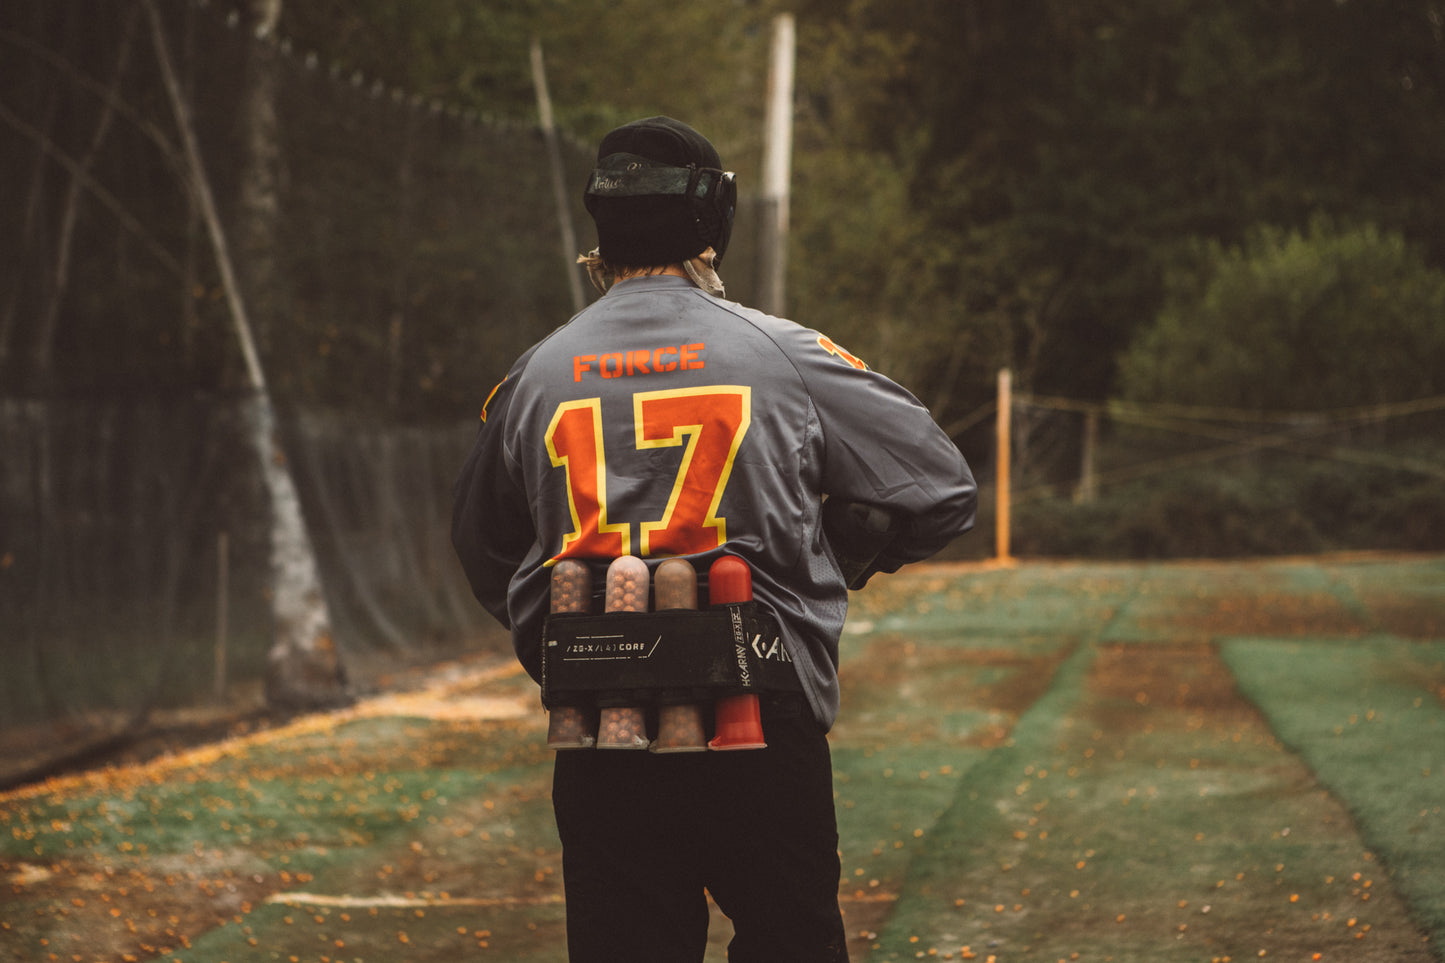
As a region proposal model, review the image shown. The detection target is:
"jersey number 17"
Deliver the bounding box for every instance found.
[545,386,752,563]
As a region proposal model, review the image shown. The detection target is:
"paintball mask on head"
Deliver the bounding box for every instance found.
[583,116,737,270]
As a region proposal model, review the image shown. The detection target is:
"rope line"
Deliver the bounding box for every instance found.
[1006,391,1445,503]
[1018,391,1445,426]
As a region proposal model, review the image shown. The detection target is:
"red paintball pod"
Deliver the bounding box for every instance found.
[707,555,766,750]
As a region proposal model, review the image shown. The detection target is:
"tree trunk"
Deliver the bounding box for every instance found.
[144,0,348,710]
[247,396,350,708]
[237,0,284,354]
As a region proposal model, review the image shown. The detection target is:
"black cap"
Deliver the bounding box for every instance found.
[584,116,734,267]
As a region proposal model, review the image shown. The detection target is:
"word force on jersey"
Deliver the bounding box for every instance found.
[573,343,706,382]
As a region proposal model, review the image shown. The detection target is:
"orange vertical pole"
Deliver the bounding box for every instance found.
[996,368,1012,564]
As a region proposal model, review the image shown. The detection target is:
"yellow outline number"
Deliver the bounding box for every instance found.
[544,387,751,563]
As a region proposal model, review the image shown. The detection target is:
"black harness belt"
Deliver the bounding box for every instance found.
[541,602,801,709]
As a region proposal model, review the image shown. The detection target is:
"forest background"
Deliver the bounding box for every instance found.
[2,0,1444,730]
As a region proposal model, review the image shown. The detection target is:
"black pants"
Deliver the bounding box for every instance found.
[551,703,849,963]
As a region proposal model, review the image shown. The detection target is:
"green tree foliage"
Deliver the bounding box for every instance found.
[784,0,1445,417]
[275,0,776,165]
[1118,219,1445,410]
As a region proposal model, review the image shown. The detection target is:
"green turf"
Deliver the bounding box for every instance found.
[1224,636,1445,940]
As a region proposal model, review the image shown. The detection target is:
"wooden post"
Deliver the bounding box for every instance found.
[530,38,585,312]
[757,14,795,316]
[1074,408,1099,504]
[995,368,1013,563]
[214,531,229,698]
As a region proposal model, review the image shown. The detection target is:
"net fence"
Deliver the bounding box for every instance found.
[994,392,1445,559]
[0,398,489,728]
[0,0,602,732]
[1,0,601,415]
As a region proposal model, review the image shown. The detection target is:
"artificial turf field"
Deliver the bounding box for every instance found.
[2,553,1442,962]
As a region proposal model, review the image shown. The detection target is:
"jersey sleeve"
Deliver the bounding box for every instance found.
[451,370,534,629]
[792,330,977,568]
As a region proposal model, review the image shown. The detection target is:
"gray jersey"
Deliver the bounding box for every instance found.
[452,275,976,728]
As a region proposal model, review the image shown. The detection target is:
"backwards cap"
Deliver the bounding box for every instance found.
[584,116,736,267]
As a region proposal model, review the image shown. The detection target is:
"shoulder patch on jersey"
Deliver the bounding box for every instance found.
[480,377,506,422]
[815,334,869,371]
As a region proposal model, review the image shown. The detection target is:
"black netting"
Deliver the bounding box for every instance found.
[1,0,589,730]
[1,0,602,414]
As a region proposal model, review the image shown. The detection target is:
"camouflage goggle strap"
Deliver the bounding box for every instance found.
[586,153,694,198]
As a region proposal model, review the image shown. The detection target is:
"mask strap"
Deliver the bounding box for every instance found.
[683,251,725,297]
